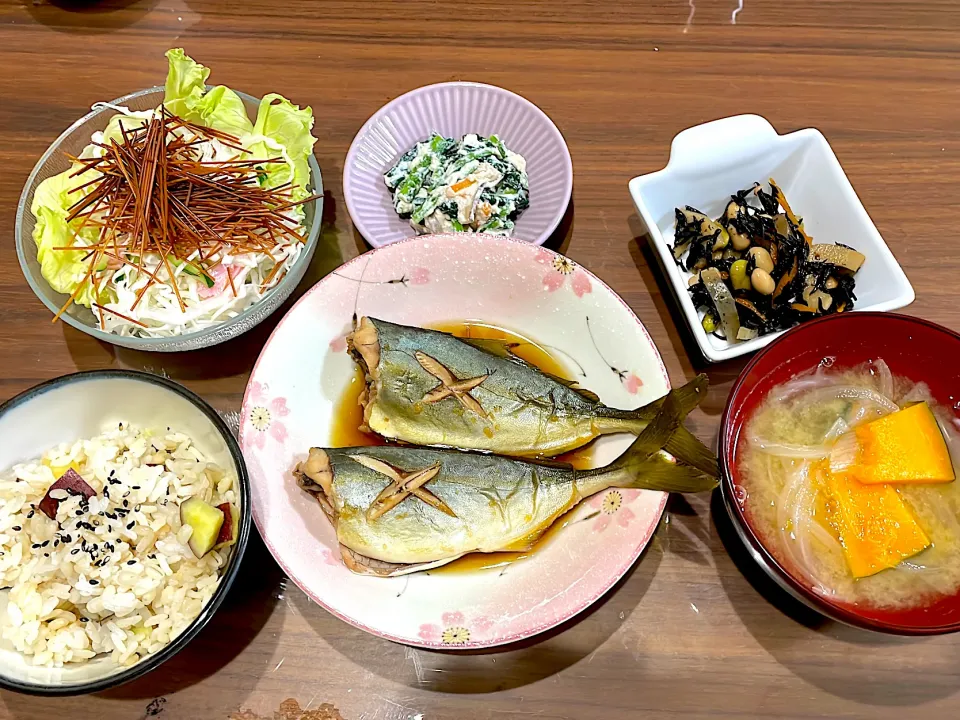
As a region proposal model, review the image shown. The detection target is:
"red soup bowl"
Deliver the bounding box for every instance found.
[720,312,960,634]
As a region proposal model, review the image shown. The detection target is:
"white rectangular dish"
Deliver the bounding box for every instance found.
[628,114,915,363]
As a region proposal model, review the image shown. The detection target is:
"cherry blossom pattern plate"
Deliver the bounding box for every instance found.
[241,233,670,649]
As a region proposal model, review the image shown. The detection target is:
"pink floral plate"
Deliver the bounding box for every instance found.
[241,233,670,649]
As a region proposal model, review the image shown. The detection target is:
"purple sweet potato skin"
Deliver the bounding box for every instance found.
[38,469,96,520]
[216,502,233,544]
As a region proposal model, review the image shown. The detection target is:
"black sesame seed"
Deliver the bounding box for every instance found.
[131,486,140,490]
[90,579,99,585]
[11,526,21,531]
[43,553,49,558]
[75,510,83,517]
[27,511,34,519]
[41,540,49,547]
[123,500,129,508]
[70,549,80,555]
[126,522,135,530]
[127,560,136,565]
[31,543,40,549]
[135,505,141,512]
[80,617,88,622]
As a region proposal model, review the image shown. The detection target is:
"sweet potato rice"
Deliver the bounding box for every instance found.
[0,424,237,667]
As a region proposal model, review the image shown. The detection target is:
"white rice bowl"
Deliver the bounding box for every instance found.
[0,424,237,670]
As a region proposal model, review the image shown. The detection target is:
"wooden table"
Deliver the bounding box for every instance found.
[2,1,959,717]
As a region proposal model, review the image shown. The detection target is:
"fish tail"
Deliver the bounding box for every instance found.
[595,374,717,475]
[596,374,708,422]
[585,390,719,494]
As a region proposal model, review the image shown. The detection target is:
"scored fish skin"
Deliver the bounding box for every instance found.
[349,317,715,472]
[294,392,717,576]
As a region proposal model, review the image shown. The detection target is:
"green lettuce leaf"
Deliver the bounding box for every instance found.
[187,84,254,137]
[163,50,314,199]
[163,47,209,120]
[30,168,104,306]
[247,93,317,200]
[164,49,254,138]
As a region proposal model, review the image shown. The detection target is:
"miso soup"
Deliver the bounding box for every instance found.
[737,360,960,609]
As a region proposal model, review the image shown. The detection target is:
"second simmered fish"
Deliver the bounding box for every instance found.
[349,317,716,472]
[295,392,717,576]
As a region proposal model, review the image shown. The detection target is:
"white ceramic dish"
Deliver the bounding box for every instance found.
[0,371,249,695]
[241,233,672,649]
[628,114,915,364]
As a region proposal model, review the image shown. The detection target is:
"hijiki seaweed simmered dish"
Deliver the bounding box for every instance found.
[0,424,239,667]
[673,180,866,343]
[29,49,318,338]
[295,318,719,577]
[384,133,529,236]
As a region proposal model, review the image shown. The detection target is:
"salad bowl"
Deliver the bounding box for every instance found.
[16,86,323,353]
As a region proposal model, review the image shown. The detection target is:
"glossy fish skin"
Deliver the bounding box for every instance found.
[295,392,717,576]
[349,317,715,472]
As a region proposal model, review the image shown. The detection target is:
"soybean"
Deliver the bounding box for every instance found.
[751,268,775,296]
[730,229,751,251]
[748,247,774,273]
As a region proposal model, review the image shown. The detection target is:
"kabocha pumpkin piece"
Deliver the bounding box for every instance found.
[831,403,955,485]
[814,461,930,579]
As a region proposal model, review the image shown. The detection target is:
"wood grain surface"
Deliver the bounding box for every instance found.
[2,0,960,718]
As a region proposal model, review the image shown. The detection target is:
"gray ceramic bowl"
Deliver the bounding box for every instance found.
[15,86,323,352]
[0,370,250,694]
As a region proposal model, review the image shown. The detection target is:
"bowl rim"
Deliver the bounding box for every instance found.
[15,85,323,350]
[719,311,960,635]
[342,80,573,248]
[0,369,251,695]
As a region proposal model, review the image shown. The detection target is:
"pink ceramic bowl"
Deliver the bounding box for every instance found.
[343,82,572,247]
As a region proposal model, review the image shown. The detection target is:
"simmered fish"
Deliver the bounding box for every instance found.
[295,391,717,576]
[349,317,716,473]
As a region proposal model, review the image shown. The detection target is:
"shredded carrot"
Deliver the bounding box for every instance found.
[450,178,476,194]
